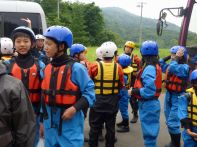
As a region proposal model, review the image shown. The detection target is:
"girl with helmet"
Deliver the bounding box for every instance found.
[4,26,45,147]
[31,34,49,65]
[88,41,124,147]
[160,45,190,147]
[70,43,91,142]
[128,40,162,147]
[178,69,197,147]
[124,41,141,124]
[70,43,90,69]
[42,25,95,147]
[0,37,14,61]
[116,54,133,133]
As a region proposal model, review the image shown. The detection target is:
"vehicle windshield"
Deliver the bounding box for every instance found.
[0,12,43,38]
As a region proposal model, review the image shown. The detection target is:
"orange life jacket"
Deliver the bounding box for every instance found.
[41,62,80,106]
[164,67,188,92]
[10,59,41,104]
[134,64,162,99]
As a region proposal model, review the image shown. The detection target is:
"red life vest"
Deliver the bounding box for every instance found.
[10,59,41,104]
[134,64,162,99]
[41,62,80,106]
[164,67,188,92]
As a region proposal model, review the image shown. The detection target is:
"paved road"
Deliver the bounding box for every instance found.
[38,94,184,147]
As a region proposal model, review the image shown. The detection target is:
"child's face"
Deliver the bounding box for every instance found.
[36,39,44,49]
[44,38,58,58]
[124,46,133,54]
[14,36,31,55]
[171,53,176,59]
[78,51,86,61]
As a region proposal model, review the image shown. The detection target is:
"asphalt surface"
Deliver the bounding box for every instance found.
[38,94,184,147]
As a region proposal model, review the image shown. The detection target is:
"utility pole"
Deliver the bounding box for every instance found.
[57,0,60,20]
[137,2,146,45]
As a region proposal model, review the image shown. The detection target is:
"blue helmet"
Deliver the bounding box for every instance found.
[140,40,158,56]
[70,43,86,57]
[43,25,73,48]
[170,46,187,60]
[11,26,36,42]
[118,54,131,67]
[190,69,197,83]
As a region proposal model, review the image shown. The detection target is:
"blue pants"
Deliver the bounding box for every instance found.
[164,91,181,134]
[139,99,160,147]
[43,105,84,147]
[119,93,129,120]
[182,127,197,147]
[34,115,40,147]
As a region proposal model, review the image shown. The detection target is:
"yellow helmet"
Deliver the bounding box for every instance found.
[124,41,136,49]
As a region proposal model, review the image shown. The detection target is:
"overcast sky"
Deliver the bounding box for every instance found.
[68,0,197,33]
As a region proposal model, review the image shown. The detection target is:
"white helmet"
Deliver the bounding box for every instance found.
[35,34,45,40]
[101,41,117,58]
[96,46,103,60]
[0,37,14,55]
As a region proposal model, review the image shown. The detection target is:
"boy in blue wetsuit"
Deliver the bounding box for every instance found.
[178,69,197,147]
[129,40,162,147]
[41,25,95,147]
[116,54,133,132]
[160,46,190,147]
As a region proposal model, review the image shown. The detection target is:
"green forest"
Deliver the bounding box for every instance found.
[34,0,197,48]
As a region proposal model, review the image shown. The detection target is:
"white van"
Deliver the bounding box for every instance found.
[0,0,47,37]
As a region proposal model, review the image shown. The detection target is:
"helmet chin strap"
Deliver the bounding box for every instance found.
[53,43,66,58]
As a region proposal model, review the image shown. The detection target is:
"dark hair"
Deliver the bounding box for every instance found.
[103,57,113,61]
[141,55,160,67]
[13,32,31,42]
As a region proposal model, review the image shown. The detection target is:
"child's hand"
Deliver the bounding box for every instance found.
[186,128,197,138]
[21,18,32,28]
[62,106,77,120]
[40,123,44,138]
[128,87,133,96]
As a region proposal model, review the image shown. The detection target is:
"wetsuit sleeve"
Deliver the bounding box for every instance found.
[169,60,190,78]
[139,65,157,99]
[38,60,45,79]
[178,93,192,129]
[11,80,36,147]
[71,63,95,110]
[118,64,124,89]
[159,58,169,73]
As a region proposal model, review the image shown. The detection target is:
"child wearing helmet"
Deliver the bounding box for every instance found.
[178,69,197,147]
[42,25,95,147]
[3,26,45,147]
[116,54,133,133]
[0,61,36,147]
[0,37,14,61]
[95,46,103,62]
[70,43,90,69]
[88,41,124,147]
[31,34,49,65]
[159,45,190,147]
[124,41,141,124]
[128,40,162,147]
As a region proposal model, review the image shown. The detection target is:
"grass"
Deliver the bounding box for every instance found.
[86,47,170,62]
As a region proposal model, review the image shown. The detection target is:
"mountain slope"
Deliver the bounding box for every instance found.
[101,7,181,47]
